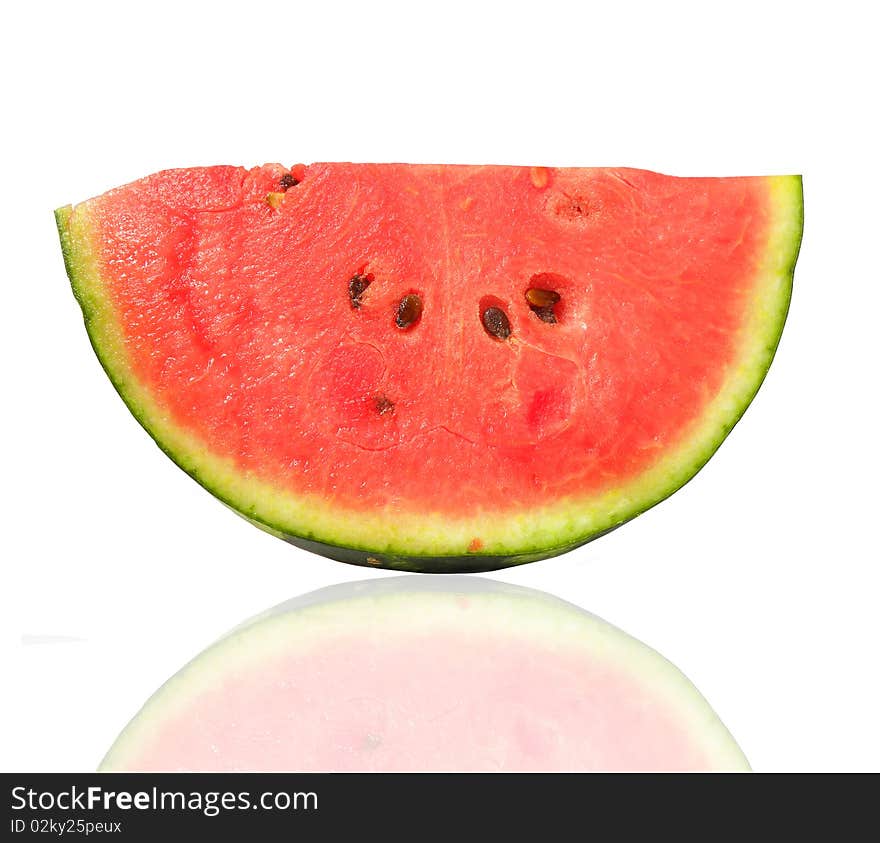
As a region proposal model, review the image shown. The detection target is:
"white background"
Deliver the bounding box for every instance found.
[2,0,878,772]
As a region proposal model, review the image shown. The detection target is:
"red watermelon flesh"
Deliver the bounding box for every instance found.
[56,164,802,571]
[100,577,749,772]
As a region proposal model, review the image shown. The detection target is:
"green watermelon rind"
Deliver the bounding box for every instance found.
[99,576,751,771]
[55,174,803,573]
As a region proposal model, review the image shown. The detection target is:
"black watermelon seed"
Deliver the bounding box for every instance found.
[526,287,561,323]
[375,394,395,415]
[525,287,560,308]
[279,173,299,190]
[396,294,423,329]
[348,273,373,308]
[482,306,512,340]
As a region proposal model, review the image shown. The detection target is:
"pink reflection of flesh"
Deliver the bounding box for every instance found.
[129,629,708,772]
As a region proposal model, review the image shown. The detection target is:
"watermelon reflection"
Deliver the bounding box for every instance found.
[101,576,748,772]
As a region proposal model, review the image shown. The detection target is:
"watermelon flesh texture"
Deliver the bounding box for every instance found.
[56,164,802,571]
[100,576,749,772]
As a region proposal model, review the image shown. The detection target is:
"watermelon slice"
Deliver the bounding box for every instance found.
[100,576,749,772]
[56,164,802,571]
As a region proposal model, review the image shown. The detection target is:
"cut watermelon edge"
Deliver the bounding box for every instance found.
[55,173,803,573]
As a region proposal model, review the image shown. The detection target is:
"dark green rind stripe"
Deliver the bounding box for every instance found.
[277,524,621,573]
